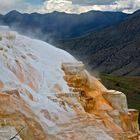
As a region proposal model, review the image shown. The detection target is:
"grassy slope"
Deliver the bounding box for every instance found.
[100,74,140,124]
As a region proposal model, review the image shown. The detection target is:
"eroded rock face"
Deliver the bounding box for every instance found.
[103,90,128,112]
[128,109,139,133]
[62,62,140,140]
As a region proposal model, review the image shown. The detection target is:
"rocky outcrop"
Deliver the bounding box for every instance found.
[103,90,128,112]
[62,62,140,140]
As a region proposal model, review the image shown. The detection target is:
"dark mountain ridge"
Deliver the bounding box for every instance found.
[0,10,128,41]
[55,10,140,76]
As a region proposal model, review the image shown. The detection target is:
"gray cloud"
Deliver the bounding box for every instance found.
[72,0,115,5]
[0,0,20,12]
[43,0,116,5]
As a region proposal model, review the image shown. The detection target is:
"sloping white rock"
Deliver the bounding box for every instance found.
[0,27,114,140]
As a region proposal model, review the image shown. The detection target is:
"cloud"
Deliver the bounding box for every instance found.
[72,0,115,5]
[0,0,140,14]
[26,0,108,13]
[29,0,140,14]
[114,0,140,13]
[0,0,21,13]
[0,0,19,7]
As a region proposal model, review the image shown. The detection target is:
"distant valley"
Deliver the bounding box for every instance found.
[0,10,140,76]
[55,10,140,76]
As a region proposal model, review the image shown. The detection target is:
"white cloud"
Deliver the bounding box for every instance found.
[0,0,140,14]
[25,0,109,13]
[27,0,140,14]
[114,0,140,13]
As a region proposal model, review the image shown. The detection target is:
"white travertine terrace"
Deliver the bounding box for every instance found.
[0,27,139,140]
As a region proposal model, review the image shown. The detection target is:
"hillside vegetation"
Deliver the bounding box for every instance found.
[56,10,140,76]
[100,74,140,124]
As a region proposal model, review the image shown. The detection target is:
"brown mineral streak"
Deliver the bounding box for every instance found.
[0,80,4,89]
[61,62,140,140]
[0,92,47,140]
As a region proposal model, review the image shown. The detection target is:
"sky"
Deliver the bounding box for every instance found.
[0,0,140,14]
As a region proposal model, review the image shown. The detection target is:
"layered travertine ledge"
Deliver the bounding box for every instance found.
[62,62,140,140]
